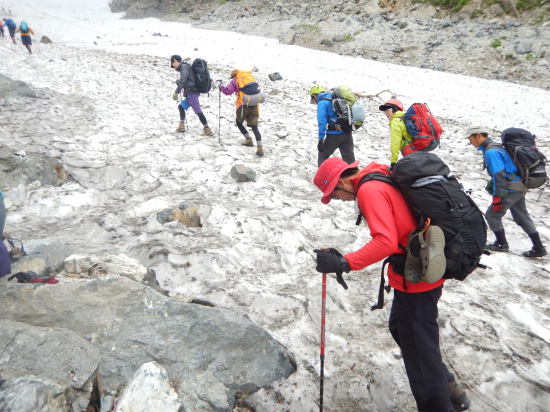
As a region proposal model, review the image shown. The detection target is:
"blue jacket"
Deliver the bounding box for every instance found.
[3,19,15,30]
[316,92,345,140]
[478,139,521,197]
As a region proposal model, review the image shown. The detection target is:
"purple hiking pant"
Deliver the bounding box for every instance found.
[185,93,202,114]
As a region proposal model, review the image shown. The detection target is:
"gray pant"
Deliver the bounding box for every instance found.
[317,132,355,167]
[485,190,537,235]
[0,197,5,238]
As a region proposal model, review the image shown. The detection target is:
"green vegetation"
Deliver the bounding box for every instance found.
[344,34,354,41]
[526,53,535,60]
[413,0,473,13]
[490,39,502,48]
[470,9,483,18]
[301,23,320,34]
[353,30,361,35]
[517,0,547,11]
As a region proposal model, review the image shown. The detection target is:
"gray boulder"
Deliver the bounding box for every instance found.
[332,34,346,43]
[0,74,36,99]
[0,146,72,189]
[504,19,520,28]
[320,38,333,47]
[10,256,47,277]
[516,41,532,54]
[157,201,202,227]
[24,242,72,274]
[268,72,283,81]
[0,376,72,412]
[231,164,256,182]
[0,320,100,411]
[0,278,295,410]
[39,36,52,44]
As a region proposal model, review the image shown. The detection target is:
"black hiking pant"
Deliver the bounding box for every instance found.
[317,132,355,167]
[178,105,207,126]
[389,286,455,412]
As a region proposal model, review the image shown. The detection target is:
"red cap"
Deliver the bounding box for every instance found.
[313,158,360,204]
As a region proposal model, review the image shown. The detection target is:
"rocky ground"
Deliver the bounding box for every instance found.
[137,0,550,90]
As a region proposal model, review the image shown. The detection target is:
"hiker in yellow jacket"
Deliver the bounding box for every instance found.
[379,99,413,167]
[16,21,34,54]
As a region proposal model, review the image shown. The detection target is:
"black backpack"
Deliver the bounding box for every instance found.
[190,58,212,94]
[498,128,548,190]
[356,153,488,310]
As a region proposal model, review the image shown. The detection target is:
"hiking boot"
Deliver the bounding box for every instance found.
[175,123,185,133]
[485,242,509,252]
[201,127,213,137]
[256,147,264,157]
[449,381,471,411]
[404,231,423,284]
[419,225,446,283]
[241,137,253,147]
[522,247,548,258]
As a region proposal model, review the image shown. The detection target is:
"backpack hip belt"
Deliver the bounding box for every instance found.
[506,181,526,193]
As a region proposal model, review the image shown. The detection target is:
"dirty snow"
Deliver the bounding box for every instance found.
[1,1,550,411]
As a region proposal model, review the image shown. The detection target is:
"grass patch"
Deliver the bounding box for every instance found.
[301,23,320,33]
[526,53,535,60]
[490,39,502,47]
[470,9,483,18]
[413,0,473,12]
[353,30,361,35]
[344,34,354,41]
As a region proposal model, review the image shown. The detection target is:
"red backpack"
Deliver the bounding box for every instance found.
[403,103,443,152]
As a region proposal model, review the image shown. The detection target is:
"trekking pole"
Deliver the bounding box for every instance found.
[217,79,222,143]
[319,245,329,412]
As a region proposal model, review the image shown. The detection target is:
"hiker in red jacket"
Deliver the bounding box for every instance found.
[313,157,470,412]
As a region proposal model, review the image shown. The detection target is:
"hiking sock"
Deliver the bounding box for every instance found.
[528,232,545,250]
[197,112,208,126]
[494,229,508,246]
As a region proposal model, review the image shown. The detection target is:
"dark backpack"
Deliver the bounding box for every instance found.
[190,58,211,94]
[498,128,548,190]
[356,153,488,309]
[21,21,28,33]
[402,103,443,152]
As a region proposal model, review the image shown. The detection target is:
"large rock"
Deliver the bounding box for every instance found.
[0,278,295,410]
[0,320,100,411]
[0,74,36,99]
[10,256,47,277]
[39,36,52,44]
[156,201,202,227]
[268,72,283,81]
[115,362,181,412]
[0,146,72,189]
[280,30,296,45]
[230,164,256,182]
[24,242,72,274]
[516,41,532,55]
[0,376,73,412]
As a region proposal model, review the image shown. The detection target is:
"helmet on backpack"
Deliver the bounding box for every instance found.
[310,85,326,104]
[379,99,403,112]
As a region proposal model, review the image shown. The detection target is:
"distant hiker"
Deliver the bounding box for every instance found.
[171,55,212,136]
[313,157,471,412]
[220,69,264,157]
[466,125,547,257]
[16,21,34,54]
[378,99,415,168]
[2,18,16,44]
[310,85,355,167]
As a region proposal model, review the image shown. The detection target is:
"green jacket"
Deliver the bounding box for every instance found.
[389,111,413,163]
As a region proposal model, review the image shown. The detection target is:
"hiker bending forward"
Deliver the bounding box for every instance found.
[310,85,355,167]
[465,125,547,257]
[171,55,212,136]
[220,69,264,157]
[313,157,470,412]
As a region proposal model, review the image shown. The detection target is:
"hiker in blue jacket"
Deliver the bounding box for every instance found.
[465,125,547,258]
[2,18,16,44]
[310,85,355,167]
